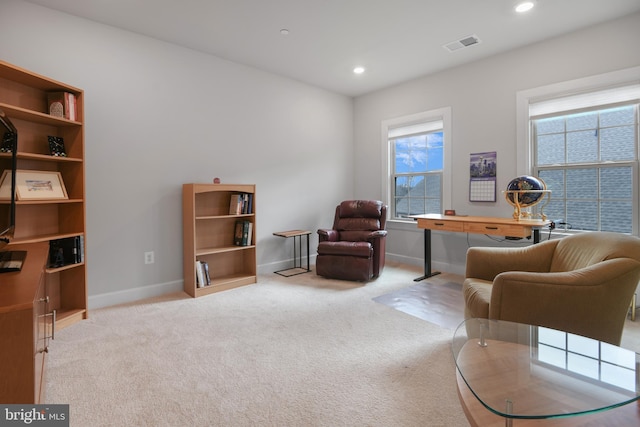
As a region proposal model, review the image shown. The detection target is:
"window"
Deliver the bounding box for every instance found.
[533,103,638,233]
[517,69,640,235]
[382,108,451,221]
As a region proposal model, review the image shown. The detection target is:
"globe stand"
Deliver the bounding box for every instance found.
[504,190,551,221]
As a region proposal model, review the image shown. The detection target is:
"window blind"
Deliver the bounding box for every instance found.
[388,120,443,139]
[529,84,640,118]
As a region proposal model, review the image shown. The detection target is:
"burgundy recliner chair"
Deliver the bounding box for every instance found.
[316,200,388,281]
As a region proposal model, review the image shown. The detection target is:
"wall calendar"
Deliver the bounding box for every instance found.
[469,151,497,202]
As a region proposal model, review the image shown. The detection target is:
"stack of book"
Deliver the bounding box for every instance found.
[195,260,211,288]
[229,193,253,215]
[234,220,253,246]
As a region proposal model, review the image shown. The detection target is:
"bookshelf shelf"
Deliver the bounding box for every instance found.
[183,183,256,297]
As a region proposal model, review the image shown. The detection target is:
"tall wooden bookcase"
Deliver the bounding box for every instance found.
[0,60,87,330]
[182,183,256,297]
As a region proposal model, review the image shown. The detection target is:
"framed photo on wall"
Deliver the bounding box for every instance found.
[14,170,68,200]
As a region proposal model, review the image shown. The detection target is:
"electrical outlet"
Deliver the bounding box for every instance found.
[144,251,154,264]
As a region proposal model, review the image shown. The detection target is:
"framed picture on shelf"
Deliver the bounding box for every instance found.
[14,170,68,200]
[48,135,67,157]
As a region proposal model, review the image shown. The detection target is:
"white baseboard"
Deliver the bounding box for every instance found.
[88,279,184,310]
[89,254,465,310]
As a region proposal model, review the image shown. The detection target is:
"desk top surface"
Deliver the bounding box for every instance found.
[411,214,549,227]
[273,230,311,238]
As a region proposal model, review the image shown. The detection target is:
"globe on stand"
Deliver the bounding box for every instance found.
[504,175,551,220]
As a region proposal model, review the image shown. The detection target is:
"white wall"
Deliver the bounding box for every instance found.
[354,12,640,274]
[0,0,354,307]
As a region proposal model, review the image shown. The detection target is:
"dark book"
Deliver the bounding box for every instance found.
[234,220,244,245]
[49,237,79,268]
[246,193,253,214]
[77,235,85,263]
[48,135,67,157]
[241,220,250,246]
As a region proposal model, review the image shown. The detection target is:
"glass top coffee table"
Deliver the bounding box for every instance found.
[452,318,640,426]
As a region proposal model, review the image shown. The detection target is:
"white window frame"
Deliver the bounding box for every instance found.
[516,67,640,235]
[381,107,452,225]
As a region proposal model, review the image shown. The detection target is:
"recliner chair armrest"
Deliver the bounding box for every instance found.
[367,230,388,240]
[318,229,338,242]
[465,239,558,281]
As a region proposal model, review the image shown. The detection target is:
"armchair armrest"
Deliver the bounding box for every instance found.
[317,229,338,242]
[465,239,558,281]
[489,258,640,345]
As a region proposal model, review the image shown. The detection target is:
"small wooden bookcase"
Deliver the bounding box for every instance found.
[182,183,256,297]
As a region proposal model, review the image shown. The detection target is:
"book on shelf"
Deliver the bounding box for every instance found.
[234,220,244,246]
[245,221,253,246]
[229,192,253,215]
[196,260,212,287]
[229,193,243,215]
[202,261,211,286]
[48,236,83,268]
[234,220,253,246]
[196,260,205,288]
[47,91,77,121]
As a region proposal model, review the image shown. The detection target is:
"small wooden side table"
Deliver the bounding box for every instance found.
[273,230,312,277]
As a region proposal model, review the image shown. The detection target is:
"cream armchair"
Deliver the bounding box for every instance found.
[463,232,640,345]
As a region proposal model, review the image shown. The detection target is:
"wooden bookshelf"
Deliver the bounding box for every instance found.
[182,183,256,297]
[0,60,87,330]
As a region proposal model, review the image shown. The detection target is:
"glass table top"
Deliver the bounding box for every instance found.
[452,318,640,420]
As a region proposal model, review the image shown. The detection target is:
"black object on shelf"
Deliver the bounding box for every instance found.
[0,250,26,273]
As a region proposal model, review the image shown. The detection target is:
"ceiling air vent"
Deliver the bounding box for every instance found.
[443,35,481,52]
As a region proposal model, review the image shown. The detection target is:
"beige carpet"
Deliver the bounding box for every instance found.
[45,263,471,426]
[45,262,640,426]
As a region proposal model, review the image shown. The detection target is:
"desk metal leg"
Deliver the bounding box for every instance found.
[414,229,441,281]
[533,228,541,244]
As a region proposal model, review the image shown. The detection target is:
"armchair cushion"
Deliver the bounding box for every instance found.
[463,232,640,345]
[317,241,372,258]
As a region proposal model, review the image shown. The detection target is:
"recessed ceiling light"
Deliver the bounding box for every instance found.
[353,66,365,75]
[280,29,290,36]
[515,1,535,13]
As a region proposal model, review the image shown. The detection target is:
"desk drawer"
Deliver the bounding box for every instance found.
[419,219,464,232]
[464,222,530,237]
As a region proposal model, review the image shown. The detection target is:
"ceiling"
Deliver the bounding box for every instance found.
[24,0,640,97]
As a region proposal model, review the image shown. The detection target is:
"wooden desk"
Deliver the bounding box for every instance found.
[411,214,550,281]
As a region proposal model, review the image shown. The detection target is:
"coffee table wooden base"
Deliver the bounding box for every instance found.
[456,370,640,426]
